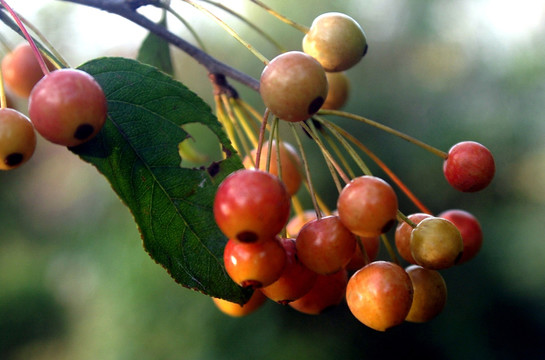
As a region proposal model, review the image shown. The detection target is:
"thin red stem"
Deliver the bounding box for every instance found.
[0,0,50,75]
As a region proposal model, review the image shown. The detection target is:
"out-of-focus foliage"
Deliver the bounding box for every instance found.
[1,1,544,359]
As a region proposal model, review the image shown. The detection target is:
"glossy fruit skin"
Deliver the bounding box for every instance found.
[212,290,267,317]
[438,209,483,264]
[346,236,380,272]
[410,217,463,270]
[0,108,37,170]
[302,12,368,72]
[288,269,348,315]
[261,238,318,304]
[443,141,495,192]
[296,215,357,275]
[322,72,350,110]
[405,265,447,323]
[1,43,53,98]
[337,175,398,238]
[28,68,107,147]
[213,169,291,243]
[223,236,286,289]
[395,213,433,264]
[260,51,328,122]
[243,140,302,196]
[346,261,413,331]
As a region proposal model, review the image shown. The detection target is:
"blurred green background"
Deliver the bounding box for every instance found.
[1,0,545,359]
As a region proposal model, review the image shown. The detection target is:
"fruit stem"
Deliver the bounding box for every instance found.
[230,98,259,148]
[16,11,66,69]
[300,120,351,185]
[264,118,279,172]
[215,95,239,155]
[0,68,7,109]
[356,236,370,266]
[397,210,418,228]
[0,0,51,75]
[248,0,310,34]
[290,123,321,220]
[319,109,449,160]
[164,4,208,52]
[323,119,433,215]
[201,0,286,52]
[313,116,373,177]
[183,0,270,65]
[254,108,270,170]
[221,94,254,160]
[380,234,400,265]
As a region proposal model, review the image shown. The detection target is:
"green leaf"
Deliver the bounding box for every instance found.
[71,57,250,304]
[137,11,174,75]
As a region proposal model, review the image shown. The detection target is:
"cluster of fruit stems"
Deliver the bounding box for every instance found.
[195,1,456,264]
[0,0,450,263]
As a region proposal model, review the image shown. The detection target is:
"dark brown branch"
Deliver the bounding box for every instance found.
[57,0,260,91]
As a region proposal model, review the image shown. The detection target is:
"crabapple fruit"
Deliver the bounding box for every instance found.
[438,209,483,264]
[405,265,447,323]
[443,141,495,192]
[337,175,398,238]
[261,238,318,304]
[303,12,368,72]
[28,68,107,147]
[346,261,413,331]
[1,43,54,98]
[288,269,348,315]
[322,71,350,110]
[296,215,357,274]
[212,290,267,317]
[259,51,328,122]
[223,236,286,289]
[395,213,433,264]
[213,169,291,243]
[410,217,463,270]
[0,108,37,170]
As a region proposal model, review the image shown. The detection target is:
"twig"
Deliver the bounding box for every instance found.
[57,0,260,91]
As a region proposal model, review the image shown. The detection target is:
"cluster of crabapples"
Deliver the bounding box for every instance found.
[0,41,107,171]
[211,12,496,332]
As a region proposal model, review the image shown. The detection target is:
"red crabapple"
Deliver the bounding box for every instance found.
[337,175,398,238]
[1,43,54,98]
[213,169,291,243]
[212,290,267,317]
[443,141,495,192]
[28,68,107,147]
[288,269,348,315]
[346,261,413,331]
[259,51,328,122]
[223,236,286,289]
[296,215,357,275]
[261,238,318,304]
[438,209,483,264]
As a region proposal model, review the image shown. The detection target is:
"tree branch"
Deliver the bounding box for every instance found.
[57,0,260,91]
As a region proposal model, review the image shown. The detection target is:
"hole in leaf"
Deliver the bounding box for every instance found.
[178,123,223,169]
